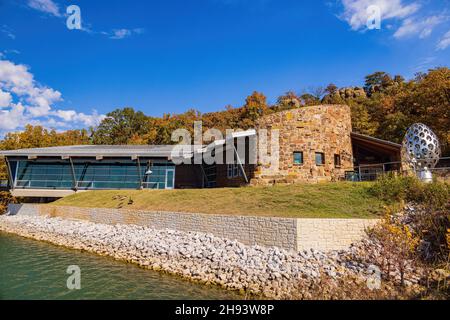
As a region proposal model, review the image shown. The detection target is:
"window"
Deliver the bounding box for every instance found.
[233,163,239,177]
[293,152,303,165]
[227,164,234,178]
[315,152,325,166]
[334,154,341,167]
[14,160,176,190]
[238,164,243,177]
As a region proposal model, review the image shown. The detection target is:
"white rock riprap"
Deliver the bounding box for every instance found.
[0,214,370,298]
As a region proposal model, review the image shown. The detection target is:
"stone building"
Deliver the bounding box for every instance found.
[201,104,401,187]
[252,104,354,184]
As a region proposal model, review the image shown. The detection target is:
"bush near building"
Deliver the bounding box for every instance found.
[0,191,15,215]
[369,174,449,210]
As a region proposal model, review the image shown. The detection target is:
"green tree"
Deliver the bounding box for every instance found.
[300,93,321,106]
[364,71,392,96]
[93,107,150,145]
[325,83,338,95]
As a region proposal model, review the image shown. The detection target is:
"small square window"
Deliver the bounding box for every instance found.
[293,152,303,165]
[334,154,341,167]
[315,152,325,166]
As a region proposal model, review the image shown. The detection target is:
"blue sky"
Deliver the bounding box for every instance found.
[0,0,449,134]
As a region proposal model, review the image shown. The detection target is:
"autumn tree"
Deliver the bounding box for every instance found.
[0,125,91,181]
[321,83,346,105]
[0,125,90,150]
[1,68,448,163]
[240,91,269,128]
[275,91,301,111]
[396,68,450,152]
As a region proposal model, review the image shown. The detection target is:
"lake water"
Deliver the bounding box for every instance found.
[0,232,241,300]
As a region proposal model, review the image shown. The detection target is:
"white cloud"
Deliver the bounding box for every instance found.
[340,0,420,31]
[1,25,16,39]
[53,109,106,126]
[0,59,105,134]
[132,28,146,35]
[0,59,61,117]
[394,15,447,39]
[110,29,132,40]
[109,28,145,40]
[413,56,437,73]
[1,49,20,57]
[25,2,144,41]
[436,30,450,50]
[0,89,12,107]
[27,0,61,17]
[0,103,26,131]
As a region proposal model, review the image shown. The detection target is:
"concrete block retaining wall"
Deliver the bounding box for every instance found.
[296,219,378,251]
[6,204,379,252]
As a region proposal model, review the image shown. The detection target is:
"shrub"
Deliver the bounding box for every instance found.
[369,174,449,210]
[0,191,15,214]
[411,207,450,264]
[368,211,420,286]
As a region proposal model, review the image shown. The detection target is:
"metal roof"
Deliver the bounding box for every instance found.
[0,144,200,158]
[351,132,402,149]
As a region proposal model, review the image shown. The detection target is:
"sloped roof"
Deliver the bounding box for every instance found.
[0,144,199,158]
[351,132,402,150]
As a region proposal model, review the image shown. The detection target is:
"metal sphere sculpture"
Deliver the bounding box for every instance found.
[402,123,441,170]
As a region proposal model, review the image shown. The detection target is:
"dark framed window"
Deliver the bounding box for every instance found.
[233,163,239,177]
[334,154,341,167]
[14,160,175,190]
[227,164,234,178]
[315,152,325,165]
[293,152,303,165]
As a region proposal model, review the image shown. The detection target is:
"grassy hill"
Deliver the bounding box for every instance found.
[53,182,390,219]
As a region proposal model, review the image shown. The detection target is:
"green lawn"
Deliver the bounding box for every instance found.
[52,182,390,219]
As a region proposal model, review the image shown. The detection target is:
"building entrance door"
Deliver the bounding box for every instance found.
[166,169,175,189]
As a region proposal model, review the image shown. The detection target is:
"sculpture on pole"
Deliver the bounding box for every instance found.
[402,123,441,183]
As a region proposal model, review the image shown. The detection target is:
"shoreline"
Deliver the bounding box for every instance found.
[0,214,372,299]
[0,229,248,299]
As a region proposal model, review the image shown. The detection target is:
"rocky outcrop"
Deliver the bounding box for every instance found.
[336,87,367,99]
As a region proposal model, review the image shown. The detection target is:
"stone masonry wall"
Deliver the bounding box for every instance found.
[7,204,297,251]
[6,204,379,252]
[253,105,354,184]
